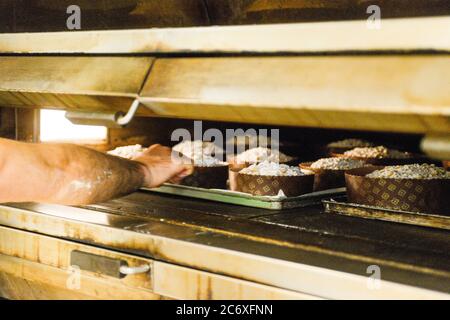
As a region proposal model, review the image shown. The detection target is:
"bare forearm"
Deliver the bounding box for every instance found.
[0,139,147,205]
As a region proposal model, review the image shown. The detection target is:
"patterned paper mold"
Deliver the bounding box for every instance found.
[300,158,367,191]
[180,164,229,189]
[345,167,450,215]
[235,162,314,197]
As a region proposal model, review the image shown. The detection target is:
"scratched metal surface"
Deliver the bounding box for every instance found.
[84,192,450,290]
[8,191,450,293]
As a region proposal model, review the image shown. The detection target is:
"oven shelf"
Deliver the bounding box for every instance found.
[323,198,450,231]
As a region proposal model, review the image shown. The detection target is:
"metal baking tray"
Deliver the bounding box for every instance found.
[143,184,346,210]
[323,198,450,231]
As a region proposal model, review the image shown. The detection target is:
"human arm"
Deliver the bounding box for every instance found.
[0,139,191,205]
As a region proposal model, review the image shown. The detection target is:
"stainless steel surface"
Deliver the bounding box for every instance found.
[0,191,449,298]
[0,226,314,300]
[0,17,449,54]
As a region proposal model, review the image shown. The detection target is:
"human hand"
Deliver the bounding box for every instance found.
[133,144,193,188]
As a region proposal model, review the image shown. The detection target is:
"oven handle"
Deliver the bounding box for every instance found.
[119,264,151,275]
[65,98,140,128]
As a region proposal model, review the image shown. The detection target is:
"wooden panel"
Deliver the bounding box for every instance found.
[140,56,450,133]
[0,17,449,54]
[0,56,154,114]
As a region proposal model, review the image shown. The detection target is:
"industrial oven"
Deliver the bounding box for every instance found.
[0,1,449,300]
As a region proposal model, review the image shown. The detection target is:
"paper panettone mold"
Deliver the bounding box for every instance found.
[345,167,450,215]
[228,160,249,192]
[299,162,347,191]
[227,154,297,192]
[235,173,314,197]
[181,165,229,189]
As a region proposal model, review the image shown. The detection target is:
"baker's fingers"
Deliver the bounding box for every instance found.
[179,165,194,176]
[168,166,193,184]
[143,144,172,157]
[168,176,183,184]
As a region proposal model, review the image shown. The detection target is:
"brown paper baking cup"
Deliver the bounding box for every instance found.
[443,160,450,171]
[228,162,249,192]
[227,156,299,191]
[332,152,424,166]
[345,167,450,215]
[235,173,314,197]
[299,162,347,191]
[181,165,229,189]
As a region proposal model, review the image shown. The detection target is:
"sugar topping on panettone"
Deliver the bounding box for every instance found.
[344,146,410,159]
[173,140,226,167]
[366,164,450,180]
[107,144,147,159]
[239,161,306,176]
[327,139,374,149]
[235,147,292,164]
[310,157,367,170]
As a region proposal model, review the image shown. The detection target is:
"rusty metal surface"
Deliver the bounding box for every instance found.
[1,191,449,297]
